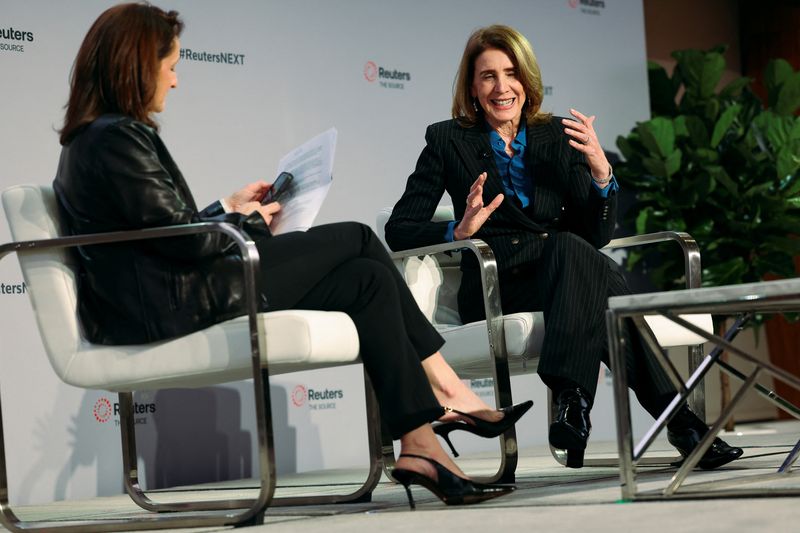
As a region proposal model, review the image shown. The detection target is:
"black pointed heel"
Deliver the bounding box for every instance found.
[391,453,514,509]
[432,400,534,457]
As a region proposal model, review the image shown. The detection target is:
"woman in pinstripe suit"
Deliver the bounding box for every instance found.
[385,24,742,469]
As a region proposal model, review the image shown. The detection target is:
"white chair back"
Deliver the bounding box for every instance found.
[2,184,82,379]
[377,206,461,325]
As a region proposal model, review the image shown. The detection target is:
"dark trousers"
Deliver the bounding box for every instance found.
[253,222,445,438]
[486,232,675,416]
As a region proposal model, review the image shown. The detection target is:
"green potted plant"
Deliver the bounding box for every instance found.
[615,46,800,291]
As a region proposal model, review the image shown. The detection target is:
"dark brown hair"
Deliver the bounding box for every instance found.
[59,2,183,144]
[452,25,551,128]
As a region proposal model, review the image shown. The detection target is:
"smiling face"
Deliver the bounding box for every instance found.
[149,38,180,114]
[471,47,526,133]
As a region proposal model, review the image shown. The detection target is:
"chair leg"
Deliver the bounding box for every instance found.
[272,368,383,505]
[119,391,269,514]
[0,387,272,532]
[483,369,518,484]
[381,419,398,481]
[120,368,382,511]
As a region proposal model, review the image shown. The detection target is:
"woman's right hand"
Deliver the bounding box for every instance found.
[453,173,504,240]
[237,200,281,226]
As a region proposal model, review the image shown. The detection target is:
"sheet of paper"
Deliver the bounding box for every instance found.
[268,128,337,235]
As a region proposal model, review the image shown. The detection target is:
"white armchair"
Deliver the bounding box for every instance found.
[377,205,713,482]
[0,184,383,531]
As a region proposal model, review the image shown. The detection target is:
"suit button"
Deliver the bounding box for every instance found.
[511,238,520,245]
[541,233,549,239]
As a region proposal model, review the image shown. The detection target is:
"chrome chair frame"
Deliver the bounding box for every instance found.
[0,221,383,532]
[382,231,705,482]
[608,277,800,500]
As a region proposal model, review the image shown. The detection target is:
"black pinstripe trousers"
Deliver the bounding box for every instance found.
[253,222,445,438]
[466,231,676,415]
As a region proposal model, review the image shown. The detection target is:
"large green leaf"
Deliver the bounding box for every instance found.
[719,76,752,100]
[704,98,721,123]
[765,58,794,108]
[703,256,748,286]
[664,148,683,178]
[777,145,800,181]
[711,104,741,148]
[693,148,719,164]
[676,115,710,147]
[616,135,637,161]
[642,156,668,178]
[762,236,800,255]
[673,49,725,100]
[781,173,800,196]
[635,207,656,234]
[775,71,800,116]
[648,61,678,116]
[637,117,675,158]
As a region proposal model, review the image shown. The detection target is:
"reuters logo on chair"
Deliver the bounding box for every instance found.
[93,397,113,423]
[364,61,378,82]
[292,385,307,407]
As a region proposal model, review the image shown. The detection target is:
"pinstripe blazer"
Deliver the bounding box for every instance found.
[385,117,617,319]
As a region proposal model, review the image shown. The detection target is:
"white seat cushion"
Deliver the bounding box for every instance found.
[644,314,713,347]
[66,310,360,392]
[438,312,543,379]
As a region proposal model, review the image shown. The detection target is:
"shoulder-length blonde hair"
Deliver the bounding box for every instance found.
[452,25,551,128]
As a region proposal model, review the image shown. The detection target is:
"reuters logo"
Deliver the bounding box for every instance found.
[364,61,378,82]
[93,397,113,423]
[292,385,307,407]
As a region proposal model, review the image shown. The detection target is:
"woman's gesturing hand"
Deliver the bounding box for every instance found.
[453,172,504,240]
[562,108,611,185]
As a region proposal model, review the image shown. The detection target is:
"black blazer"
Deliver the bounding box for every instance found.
[385,117,617,318]
[54,114,270,344]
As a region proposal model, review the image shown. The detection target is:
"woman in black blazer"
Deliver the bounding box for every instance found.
[53,4,531,508]
[386,24,742,469]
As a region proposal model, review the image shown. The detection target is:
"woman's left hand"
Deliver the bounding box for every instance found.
[225,181,270,211]
[562,108,611,182]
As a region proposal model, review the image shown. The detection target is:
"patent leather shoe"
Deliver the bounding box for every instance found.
[667,427,743,470]
[392,453,514,509]
[432,400,533,457]
[549,387,592,468]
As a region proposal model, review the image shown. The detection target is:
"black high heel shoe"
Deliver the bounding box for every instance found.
[432,400,534,457]
[391,453,514,509]
[548,388,592,468]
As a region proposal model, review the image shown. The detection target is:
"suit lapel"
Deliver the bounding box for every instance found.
[525,122,559,218]
[451,123,547,232]
[451,126,501,194]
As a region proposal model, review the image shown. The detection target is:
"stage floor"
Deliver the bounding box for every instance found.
[7,419,799,532]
